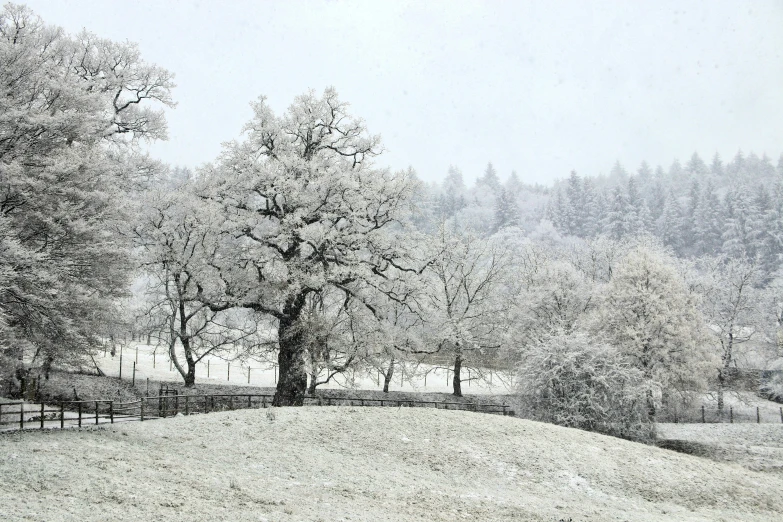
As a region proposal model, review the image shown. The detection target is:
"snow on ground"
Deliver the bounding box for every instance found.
[2,408,782,521]
[97,342,514,395]
[658,423,783,475]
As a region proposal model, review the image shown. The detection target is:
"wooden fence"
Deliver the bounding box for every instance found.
[658,404,783,424]
[0,394,511,432]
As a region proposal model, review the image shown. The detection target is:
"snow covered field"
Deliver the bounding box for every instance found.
[2,407,782,521]
[96,341,514,396]
[658,423,783,475]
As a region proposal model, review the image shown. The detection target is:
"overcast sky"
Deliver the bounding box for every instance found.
[23,0,783,185]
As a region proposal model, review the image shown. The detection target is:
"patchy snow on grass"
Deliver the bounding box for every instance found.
[2,408,782,521]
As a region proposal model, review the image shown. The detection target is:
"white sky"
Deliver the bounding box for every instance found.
[22,0,783,185]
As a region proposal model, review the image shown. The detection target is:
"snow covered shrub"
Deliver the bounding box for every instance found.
[516,332,655,442]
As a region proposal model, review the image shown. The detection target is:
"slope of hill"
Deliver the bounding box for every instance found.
[1,407,781,521]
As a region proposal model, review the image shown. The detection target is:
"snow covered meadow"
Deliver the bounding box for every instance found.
[3,407,783,522]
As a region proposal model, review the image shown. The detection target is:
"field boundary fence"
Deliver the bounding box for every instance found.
[0,394,511,432]
[658,404,783,424]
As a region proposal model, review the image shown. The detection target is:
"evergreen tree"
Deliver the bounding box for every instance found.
[669,159,684,180]
[506,170,523,196]
[625,176,645,234]
[476,162,501,193]
[657,191,684,254]
[648,181,666,223]
[564,170,583,236]
[686,152,709,177]
[609,161,629,182]
[693,181,723,255]
[602,186,630,240]
[493,188,520,232]
[437,165,467,221]
[721,187,756,260]
[711,152,725,177]
[582,177,602,237]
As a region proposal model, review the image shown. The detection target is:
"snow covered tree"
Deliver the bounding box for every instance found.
[516,331,653,442]
[476,162,501,193]
[493,187,519,232]
[132,185,263,387]
[426,230,511,396]
[597,245,712,415]
[697,257,764,417]
[0,4,174,393]
[196,88,423,406]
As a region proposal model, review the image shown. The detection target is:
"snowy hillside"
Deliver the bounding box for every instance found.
[2,408,781,521]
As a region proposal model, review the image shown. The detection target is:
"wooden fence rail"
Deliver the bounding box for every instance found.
[0,394,511,432]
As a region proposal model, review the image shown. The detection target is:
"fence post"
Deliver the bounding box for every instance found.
[153,351,156,368]
[95,401,99,425]
[207,360,210,378]
[132,361,136,386]
[20,402,24,430]
[248,367,251,384]
[247,395,252,409]
[135,345,138,363]
[424,372,427,387]
[262,395,266,408]
[78,402,82,428]
[230,395,234,410]
[701,405,705,423]
[730,407,733,424]
[185,395,190,416]
[227,363,230,381]
[146,378,149,396]
[119,352,123,380]
[140,399,145,421]
[757,407,760,424]
[110,401,114,424]
[40,402,44,430]
[60,402,64,429]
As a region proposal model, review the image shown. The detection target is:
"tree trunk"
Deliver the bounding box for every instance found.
[717,367,726,421]
[184,357,196,387]
[42,355,54,380]
[307,364,318,395]
[273,294,308,406]
[383,356,395,393]
[452,353,463,397]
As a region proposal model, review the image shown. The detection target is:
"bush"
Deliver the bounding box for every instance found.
[516,332,655,442]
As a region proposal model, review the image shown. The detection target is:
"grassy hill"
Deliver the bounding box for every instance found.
[1,407,781,521]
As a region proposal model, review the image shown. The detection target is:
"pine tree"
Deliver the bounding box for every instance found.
[657,191,684,254]
[476,162,501,193]
[506,170,523,196]
[648,181,667,223]
[711,152,725,177]
[564,170,583,236]
[493,188,520,232]
[602,186,630,240]
[686,152,709,177]
[582,177,602,238]
[721,188,756,260]
[693,181,723,255]
[625,176,645,234]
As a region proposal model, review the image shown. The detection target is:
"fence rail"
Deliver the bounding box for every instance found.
[0,394,510,432]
